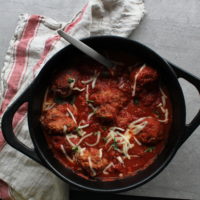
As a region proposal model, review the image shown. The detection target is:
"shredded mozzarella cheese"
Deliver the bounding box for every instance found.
[69,78,76,89]
[78,124,89,129]
[117,156,124,165]
[66,136,76,147]
[88,157,96,176]
[43,103,56,111]
[158,108,169,123]
[133,136,142,146]
[87,112,95,121]
[85,85,89,102]
[67,107,77,124]
[77,132,93,145]
[85,132,101,146]
[132,64,146,96]
[63,125,67,134]
[72,87,85,92]
[99,148,103,158]
[103,162,114,175]
[60,144,73,163]
[81,78,93,84]
[91,72,100,89]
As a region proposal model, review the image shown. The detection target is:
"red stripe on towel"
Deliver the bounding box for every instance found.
[0,15,41,148]
[33,3,88,73]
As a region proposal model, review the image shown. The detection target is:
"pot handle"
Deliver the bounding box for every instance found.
[1,86,42,165]
[168,61,200,144]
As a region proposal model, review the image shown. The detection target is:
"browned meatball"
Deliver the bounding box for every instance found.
[130,65,158,87]
[51,69,79,98]
[40,104,77,134]
[90,87,129,121]
[75,148,108,177]
[136,118,164,145]
[130,66,158,95]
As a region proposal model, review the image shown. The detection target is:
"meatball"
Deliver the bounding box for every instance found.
[51,69,79,98]
[90,87,129,121]
[136,118,164,145]
[138,90,159,107]
[75,148,108,177]
[95,104,117,122]
[130,65,158,95]
[40,103,77,134]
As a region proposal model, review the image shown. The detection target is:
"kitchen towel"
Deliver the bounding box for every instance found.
[0,0,145,199]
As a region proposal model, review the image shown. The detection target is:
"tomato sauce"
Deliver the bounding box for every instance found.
[40,55,172,181]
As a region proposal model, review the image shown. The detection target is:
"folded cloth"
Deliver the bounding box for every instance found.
[0,0,145,199]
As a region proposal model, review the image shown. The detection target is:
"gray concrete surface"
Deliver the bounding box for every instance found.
[0,0,200,199]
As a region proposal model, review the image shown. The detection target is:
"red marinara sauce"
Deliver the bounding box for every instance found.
[40,56,172,181]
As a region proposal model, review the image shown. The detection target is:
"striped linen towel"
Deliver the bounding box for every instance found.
[0,0,145,199]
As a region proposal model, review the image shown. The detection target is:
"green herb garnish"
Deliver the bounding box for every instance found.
[102,127,107,131]
[112,137,119,150]
[69,95,76,105]
[144,146,155,153]
[67,78,75,84]
[133,97,139,105]
[153,110,161,118]
[75,127,81,132]
[94,131,100,135]
[87,99,94,104]
[101,70,110,77]
[103,137,107,142]
[54,96,66,104]
[72,146,79,152]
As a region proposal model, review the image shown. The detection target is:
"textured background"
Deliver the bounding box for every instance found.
[0,0,200,199]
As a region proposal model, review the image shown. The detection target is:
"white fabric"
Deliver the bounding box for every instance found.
[0,0,145,199]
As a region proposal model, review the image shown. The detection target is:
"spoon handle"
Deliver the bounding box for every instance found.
[58,30,114,69]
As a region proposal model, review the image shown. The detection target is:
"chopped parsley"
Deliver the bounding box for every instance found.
[87,99,94,104]
[75,127,81,132]
[54,96,66,104]
[133,97,139,105]
[112,137,119,150]
[94,131,100,135]
[67,78,75,84]
[101,70,110,78]
[144,146,155,153]
[153,110,161,118]
[72,146,79,152]
[103,137,107,142]
[102,127,107,131]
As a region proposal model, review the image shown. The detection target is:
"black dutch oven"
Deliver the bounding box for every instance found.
[1,36,200,193]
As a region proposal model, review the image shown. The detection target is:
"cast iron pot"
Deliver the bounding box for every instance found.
[1,36,200,193]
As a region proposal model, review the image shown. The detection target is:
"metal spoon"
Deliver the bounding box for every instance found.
[57,30,115,70]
